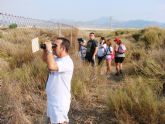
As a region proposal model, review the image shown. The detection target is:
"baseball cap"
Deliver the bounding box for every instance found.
[114,37,121,42]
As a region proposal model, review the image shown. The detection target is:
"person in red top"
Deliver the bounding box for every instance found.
[114,37,126,76]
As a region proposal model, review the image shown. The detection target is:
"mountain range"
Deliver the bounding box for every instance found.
[52,17,165,29]
[1,16,165,29]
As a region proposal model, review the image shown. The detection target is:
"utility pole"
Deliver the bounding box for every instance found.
[109,16,112,29]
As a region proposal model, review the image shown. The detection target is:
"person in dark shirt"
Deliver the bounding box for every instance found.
[81,32,98,66]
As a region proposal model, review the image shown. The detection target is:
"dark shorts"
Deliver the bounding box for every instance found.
[115,57,125,63]
[97,56,105,65]
[85,56,95,66]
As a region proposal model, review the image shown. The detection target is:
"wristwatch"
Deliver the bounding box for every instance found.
[47,50,53,54]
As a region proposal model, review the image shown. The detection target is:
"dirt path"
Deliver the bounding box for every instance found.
[69,65,125,124]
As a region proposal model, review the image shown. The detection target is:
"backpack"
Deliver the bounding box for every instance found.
[98,44,106,57]
[118,43,126,54]
[105,46,114,59]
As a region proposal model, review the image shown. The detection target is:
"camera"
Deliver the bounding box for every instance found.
[77,38,85,44]
[32,37,57,53]
[40,43,57,49]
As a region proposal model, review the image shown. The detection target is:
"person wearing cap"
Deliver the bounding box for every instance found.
[114,37,126,76]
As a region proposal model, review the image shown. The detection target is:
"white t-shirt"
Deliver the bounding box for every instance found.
[46,55,74,123]
[97,44,107,57]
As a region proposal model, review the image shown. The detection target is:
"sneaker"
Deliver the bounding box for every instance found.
[120,70,123,74]
[115,72,119,76]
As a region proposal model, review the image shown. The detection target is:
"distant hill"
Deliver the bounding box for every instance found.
[52,17,165,29]
[1,16,165,29]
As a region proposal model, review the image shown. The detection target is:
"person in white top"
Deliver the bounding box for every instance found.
[105,39,114,76]
[42,37,74,124]
[79,39,87,60]
[97,37,107,65]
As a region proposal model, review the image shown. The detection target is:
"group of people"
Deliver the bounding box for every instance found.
[41,32,126,124]
[79,32,126,76]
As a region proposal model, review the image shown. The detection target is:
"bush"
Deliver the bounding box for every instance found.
[141,27,165,48]
[115,30,129,36]
[132,32,141,41]
[107,77,164,124]
[150,48,165,71]
[143,29,159,48]
[133,57,164,78]
[9,23,17,29]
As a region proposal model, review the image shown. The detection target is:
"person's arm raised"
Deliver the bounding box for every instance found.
[42,49,47,62]
[45,42,58,71]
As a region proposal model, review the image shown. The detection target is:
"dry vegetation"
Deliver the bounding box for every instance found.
[0,27,165,124]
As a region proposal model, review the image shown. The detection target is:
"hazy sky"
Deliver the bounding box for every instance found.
[1,0,165,22]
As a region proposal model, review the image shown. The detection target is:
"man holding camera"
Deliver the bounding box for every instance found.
[81,32,98,66]
[42,37,74,124]
[77,38,87,60]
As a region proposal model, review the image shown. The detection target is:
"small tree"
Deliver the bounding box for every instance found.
[9,23,17,29]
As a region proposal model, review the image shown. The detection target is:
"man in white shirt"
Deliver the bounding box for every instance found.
[42,37,74,124]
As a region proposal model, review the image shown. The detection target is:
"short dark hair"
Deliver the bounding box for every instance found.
[101,37,105,40]
[90,32,95,35]
[57,37,70,52]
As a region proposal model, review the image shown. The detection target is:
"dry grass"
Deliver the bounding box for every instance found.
[1,27,165,124]
[107,76,165,124]
[0,28,75,123]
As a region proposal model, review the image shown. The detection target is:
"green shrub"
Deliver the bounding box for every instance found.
[9,23,17,29]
